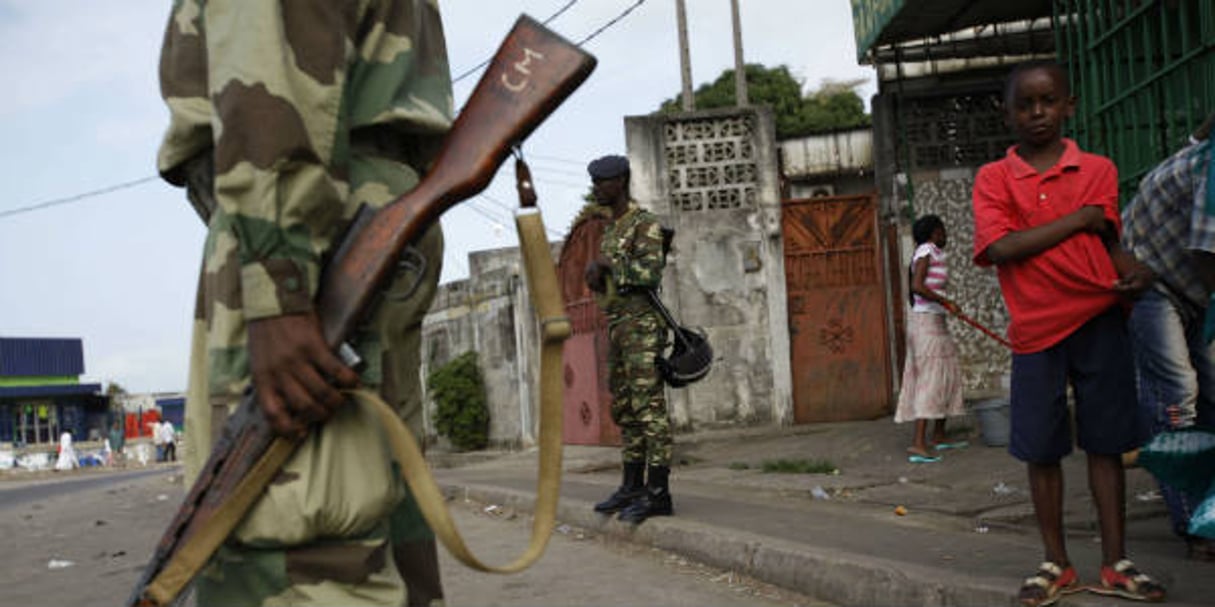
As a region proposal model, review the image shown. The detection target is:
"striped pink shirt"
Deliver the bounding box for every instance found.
[911,242,948,314]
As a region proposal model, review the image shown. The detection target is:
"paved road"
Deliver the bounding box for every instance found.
[0,467,172,509]
[0,467,829,606]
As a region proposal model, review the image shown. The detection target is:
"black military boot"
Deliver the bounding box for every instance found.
[594,461,645,514]
[618,465,673,524]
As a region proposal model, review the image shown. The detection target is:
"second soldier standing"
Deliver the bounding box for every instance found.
[583,155,674,524]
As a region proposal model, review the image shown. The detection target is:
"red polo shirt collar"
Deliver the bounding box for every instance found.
[1004,138,1083,180]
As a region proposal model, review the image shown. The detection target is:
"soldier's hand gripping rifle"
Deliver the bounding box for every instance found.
[128,16,595,607]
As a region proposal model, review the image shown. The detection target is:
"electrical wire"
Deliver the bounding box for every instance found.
[572,0,645,47]
[524,163,586,179]
[452,0,646,87]
[0,176,159,219]
[474,193,563,240]
[527,152,586,166]
[451,0,581,84]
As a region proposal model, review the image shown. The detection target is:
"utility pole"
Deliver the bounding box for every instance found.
[675,0,694,111]
[730,0,748,106]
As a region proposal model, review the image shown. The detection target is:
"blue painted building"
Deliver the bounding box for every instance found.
[156,396,185,431]
[0,337,109,445]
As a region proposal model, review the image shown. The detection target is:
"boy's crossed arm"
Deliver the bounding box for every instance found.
[981,204,1107,264]
[979,203,1154,297]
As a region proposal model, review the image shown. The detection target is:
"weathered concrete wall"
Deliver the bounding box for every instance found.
[625,107,794,430]
[420,245,550,448]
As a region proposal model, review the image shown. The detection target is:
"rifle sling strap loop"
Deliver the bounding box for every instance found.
[358,209,568,573]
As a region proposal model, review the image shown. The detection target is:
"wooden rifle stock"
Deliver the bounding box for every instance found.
[129,15,595,607]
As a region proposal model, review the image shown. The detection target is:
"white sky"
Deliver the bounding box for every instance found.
[0,0,876,393]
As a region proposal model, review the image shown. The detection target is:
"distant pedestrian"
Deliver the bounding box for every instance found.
[1122,111,1215,561]
[107,419,125,467]
[895,215,966,463]
[54,432,78,471]
[584,154,674,525]
[159,421,177,463]
[151,420,165,462]
[972,60,1163,605]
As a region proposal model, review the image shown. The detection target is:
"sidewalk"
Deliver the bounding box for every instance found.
[433,418,1214,606]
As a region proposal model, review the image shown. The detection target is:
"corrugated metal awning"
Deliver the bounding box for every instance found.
[0,383,102,399]
[779,130,873,178]
[0,337,86,377]
[852,0,1053,60]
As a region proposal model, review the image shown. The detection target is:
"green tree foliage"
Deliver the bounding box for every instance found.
[427,351,489,451]
[659,64,870,139]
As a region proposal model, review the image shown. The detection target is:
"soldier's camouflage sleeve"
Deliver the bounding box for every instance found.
[158,0,452,321]
[614,214,666,290]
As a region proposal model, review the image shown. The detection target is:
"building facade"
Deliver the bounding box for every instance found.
[0,337,108,446]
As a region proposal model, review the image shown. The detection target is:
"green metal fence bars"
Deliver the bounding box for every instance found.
[1055,0,1215,200]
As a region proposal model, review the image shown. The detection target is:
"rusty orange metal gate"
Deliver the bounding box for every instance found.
[782,194,893,423]
[556,214,620,446]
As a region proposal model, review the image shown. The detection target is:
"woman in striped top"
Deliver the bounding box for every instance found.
[896,215,966,462]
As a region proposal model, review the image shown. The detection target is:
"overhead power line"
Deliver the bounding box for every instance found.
[452,0,645,84]
[572,0,646,46]
[0,176,160,219]
[528,152,587,166]
[474,193,564,240]
[451,0,581,84]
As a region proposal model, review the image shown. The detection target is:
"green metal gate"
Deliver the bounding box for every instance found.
[1054,0,1215,199]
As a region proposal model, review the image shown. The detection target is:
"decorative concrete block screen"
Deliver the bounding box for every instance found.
[903,91,1013,172]
[664,114,759,212]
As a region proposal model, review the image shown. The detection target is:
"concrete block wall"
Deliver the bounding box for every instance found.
[625,107,794,430]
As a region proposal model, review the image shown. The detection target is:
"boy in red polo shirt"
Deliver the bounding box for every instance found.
[973,60,1164,606]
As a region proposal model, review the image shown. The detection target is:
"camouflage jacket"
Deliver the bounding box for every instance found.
[600,202,666,318]
[157,0,453,320]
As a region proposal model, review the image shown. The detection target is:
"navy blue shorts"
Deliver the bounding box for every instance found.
[1009,307,1140,463]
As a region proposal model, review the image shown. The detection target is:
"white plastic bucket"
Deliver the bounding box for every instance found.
[972,398,1010,447]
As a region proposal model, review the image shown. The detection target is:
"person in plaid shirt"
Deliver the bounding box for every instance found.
[1123,112,1215,561]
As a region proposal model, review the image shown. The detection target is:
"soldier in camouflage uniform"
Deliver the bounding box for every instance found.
[157,1,451,605]
[583,155,674,524]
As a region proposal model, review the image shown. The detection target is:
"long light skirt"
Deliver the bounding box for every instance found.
[895,312,964,423]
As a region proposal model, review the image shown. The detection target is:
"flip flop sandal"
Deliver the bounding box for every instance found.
[1018,561,1079,607]
[934,441,970,451]
[908,454,942,464]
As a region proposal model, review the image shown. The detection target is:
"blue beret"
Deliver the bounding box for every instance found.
[587,155,629,180]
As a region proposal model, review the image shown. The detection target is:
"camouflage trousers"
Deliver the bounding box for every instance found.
[608,309,672,467]
[182,150,444,607]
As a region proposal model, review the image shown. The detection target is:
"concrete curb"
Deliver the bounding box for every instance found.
[441,480,1022,607]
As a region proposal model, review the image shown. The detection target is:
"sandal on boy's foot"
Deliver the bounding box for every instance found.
[907,454,941,464]
[1018,561,1079,607]
[933,440,970,451]
[1020,560,1078,604]
[1092,559,1166,602]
